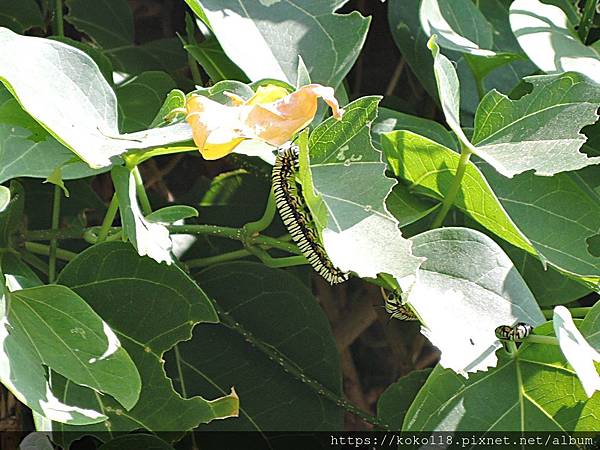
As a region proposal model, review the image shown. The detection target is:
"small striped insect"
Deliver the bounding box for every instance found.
[380,288,417,321]
[272,144,349,285]
[495,322,533,341]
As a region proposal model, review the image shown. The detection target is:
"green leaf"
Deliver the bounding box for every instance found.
[0,180,24,248]
[18,433,54,450]
[420,0,495,56]
[301,97,423,291]
[404,327,600,432]
[386,184,439,228]
[0,28,193,168]
[116,72,176,133]
[9,285,141,407]
[168,261,343,431]
[54,242,237,440]
[149,89,186,129]
[0,185,9,213]
[510,0,600,84]
[111,166,173,265]
[0,0,43,33]
[146,205,199,224]
[407,227,544,375]
[499,242,591,307]
[383,130,600,285]
[185,39,248,83]
[372,107,459,151]
[481,164,600,285]
[554,306,600,397]
[427,36,473,151]
[186,0,369,87]
[0,90,105,182]
[377,369,431,430]
[472,73,600,177]
[0,253,140,425]
[65,0,186,75]
[48,37,114,84]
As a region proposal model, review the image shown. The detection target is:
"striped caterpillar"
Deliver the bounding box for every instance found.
[272,145,349,285]
[380,288,417,321]
[495,322,533,341]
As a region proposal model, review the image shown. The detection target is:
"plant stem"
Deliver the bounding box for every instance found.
[217,307,390,429]
[52,0,64,37]
[243,188,276,235]
[98,194,119,243]
[48,185,62,283]
[186,249,252,268]
[542,306,592,319]
[132,167,152,216]
[167,224,243,240]
[24,242,77,261]
[20,252,49,275]
[431,144,472,228]
[579,0,599,44]
[526,335,560,346]
[247,247,307,268]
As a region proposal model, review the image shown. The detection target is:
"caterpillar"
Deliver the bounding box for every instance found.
[272,145,349,285]
[380,288,417,321]
[495,322,533,341]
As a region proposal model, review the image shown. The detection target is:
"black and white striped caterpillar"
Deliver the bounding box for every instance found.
[495,322,533,341]
[381,288,417,321]
[272,145,349,285]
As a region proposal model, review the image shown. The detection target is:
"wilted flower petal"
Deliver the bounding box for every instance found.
[185,84,343,160]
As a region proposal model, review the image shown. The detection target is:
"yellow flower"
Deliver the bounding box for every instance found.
[185,84,344,160]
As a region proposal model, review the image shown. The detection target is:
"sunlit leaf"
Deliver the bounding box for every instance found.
[0,28,192,168]
[407,227,544,375]
[301,97,424,291]
[185,0,369,87]
[111,166,173,265]
[472,73,600,177]
[510,0,600,83]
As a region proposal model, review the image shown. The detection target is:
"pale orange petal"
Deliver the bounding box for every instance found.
[243,84,344,146]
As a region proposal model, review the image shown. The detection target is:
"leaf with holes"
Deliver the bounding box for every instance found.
[299,96,424,291]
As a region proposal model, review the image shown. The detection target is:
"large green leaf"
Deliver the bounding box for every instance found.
[186,0,369,87]
[0,0,43,33]
[407,227,544,375]
[472,73,600,177]
[0,253,140,425]
[510,0,600,84]
[404,322,600,432]
[168,261,343,432]
[54,242,238,441]
[0,28,192,169]
[65,0,186,75]
[116,72,176,133]
[111,166,173,265]
[185,39,247,84]
[377,369,431,430]
[301,97,423,291]
[383,130,600,285]
[0,89,104,183]
[420,0,495,56]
